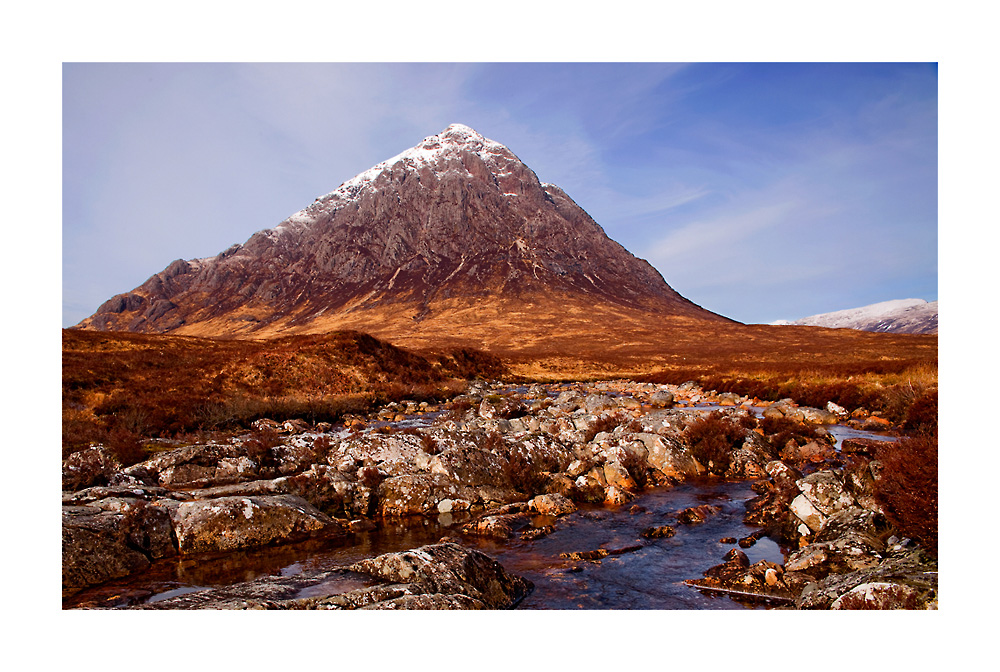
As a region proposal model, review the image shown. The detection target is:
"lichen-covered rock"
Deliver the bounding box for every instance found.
[785,507,892,577]
[635,433,704,479]
[127,443,260,489]
[795,548,937,609]
[460,512,528,540]
[604,485,633,506]
[829,581,924,609]
[348,543,533,609]
[648,389,675,407]
[780,439,836,464]
[62,447,121,491]
[789,493,827,533]
[168,494,344,554]
[796,471,856,517]
[63,506,151,597]
[603,459,637,491]
[573,475,606,503]
[378,473,484,517]
[726,431,779,480]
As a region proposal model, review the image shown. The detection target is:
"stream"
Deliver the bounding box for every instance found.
[63,396,896,610]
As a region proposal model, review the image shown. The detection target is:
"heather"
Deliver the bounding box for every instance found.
[62,329,498,458]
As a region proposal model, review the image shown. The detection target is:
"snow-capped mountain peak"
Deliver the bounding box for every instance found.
[772,298,938,334]
[78,123,729,338]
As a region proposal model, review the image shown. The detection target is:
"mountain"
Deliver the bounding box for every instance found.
[771,299,938,335]
[75,123,732,353]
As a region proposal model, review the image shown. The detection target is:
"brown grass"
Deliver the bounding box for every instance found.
[64,315,937,461]
[62,329,492,454]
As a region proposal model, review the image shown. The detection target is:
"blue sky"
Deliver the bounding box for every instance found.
[62,62,937,326]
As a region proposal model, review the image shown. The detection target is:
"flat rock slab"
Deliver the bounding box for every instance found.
[168,494,345,555]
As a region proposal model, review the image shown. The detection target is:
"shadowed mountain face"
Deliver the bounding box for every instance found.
[76,124,733,352]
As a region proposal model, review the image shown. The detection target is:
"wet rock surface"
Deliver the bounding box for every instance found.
[137,542,531,610]
[63,379,935,609]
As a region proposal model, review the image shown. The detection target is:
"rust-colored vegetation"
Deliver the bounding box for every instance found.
[623,324,937,427]
[62,329,500,457]
[683,411,747,476]
[874,433,938,556]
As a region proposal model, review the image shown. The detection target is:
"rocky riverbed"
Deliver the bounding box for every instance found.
[62,379,937,609]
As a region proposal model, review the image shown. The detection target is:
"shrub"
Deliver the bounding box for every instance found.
[683,411,746,476]
[244,427,281,469]
[104,427,148,467]
[902,389,938,436]
[758,415,820,450]
[874,433,938,555]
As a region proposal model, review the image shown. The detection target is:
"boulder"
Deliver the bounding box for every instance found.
[347,542,534,609]
[840,437,891,457]
[796,471,856,517]
[377,473,470,517]
[761,406,786,420]
[641,525,676,539]
[826,401,848,417]
[636,433,704,479]
[785,507,892,577]
[543,473,579,500]
[648,389,675,407]
[604,485,633,506]
[138,543,532,610]
[528,493,577,516]
[274,465,358,515]
[603,459,637,491]
[796,407,839,425]
[129,443,260,489]
[584,394,619,413]
[573,475,606,503]
[676,504,721,524]
[460,513,528,540]
[830,582,924,609]
[167,494,344,555]
[789,494,826,533]
[62,446,121,492]
[62,506,150,597]
[726,431,778,480]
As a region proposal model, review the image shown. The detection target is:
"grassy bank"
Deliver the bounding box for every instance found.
[62,329,504,457]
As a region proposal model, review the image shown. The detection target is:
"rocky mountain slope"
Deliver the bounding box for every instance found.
[76,124,731,352]
[771,299,938,335]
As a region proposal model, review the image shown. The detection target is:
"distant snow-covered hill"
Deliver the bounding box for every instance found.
[771,299,938,334]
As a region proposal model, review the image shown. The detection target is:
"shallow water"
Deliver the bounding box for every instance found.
[475,480,785,610]
[65,478,784,610]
